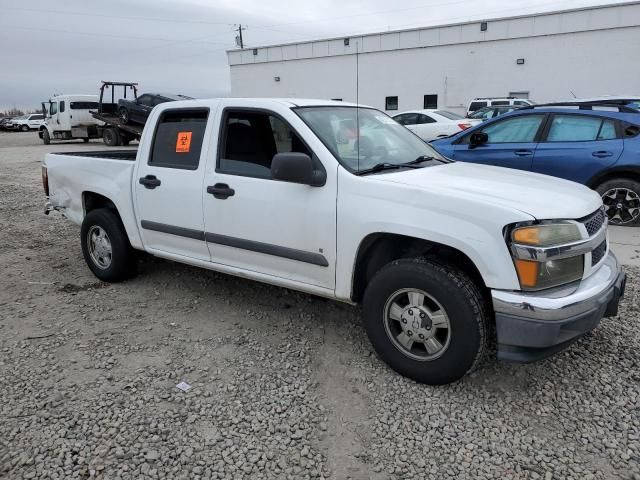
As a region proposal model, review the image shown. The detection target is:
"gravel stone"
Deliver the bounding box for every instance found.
[0,133,639,479]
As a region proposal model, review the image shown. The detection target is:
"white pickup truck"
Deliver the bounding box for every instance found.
[43,98,626,385]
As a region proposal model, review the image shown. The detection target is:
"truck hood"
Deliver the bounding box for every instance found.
[377,162,602,220]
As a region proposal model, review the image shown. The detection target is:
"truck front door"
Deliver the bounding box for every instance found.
[202,105,337,290]
[133,107,212,261]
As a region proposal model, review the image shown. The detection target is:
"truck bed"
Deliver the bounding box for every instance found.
[56,150,137,160]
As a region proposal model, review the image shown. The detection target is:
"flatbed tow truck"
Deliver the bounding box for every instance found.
[90,81,142,147]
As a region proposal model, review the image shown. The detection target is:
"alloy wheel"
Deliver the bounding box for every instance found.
[602,187,640,225]
[383,288,451,361]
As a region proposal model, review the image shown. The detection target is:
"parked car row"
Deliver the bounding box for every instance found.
[0,113,45,131]
[430,102,640,225]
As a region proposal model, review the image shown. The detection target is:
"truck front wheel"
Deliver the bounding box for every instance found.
[81,208,136,282]
[42,129,51,145]
[362,258,488,385]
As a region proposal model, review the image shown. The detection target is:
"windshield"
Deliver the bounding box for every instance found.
[295,106,446,173]
[435,110,464,120]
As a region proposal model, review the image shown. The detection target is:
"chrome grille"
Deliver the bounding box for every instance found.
[591,241,606,265]
[580,208,605,236]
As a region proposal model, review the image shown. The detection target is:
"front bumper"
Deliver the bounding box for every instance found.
[492,251,625,363]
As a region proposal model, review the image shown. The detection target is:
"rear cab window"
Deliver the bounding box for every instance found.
[70,102,99,110]
[468,101,487,112]
[149,108,209,170]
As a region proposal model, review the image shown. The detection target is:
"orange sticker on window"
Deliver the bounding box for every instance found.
[176,131,192,153]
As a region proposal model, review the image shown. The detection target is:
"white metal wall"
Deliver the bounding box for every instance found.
[228,3,640,114]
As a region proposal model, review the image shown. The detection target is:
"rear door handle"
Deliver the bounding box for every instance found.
[514,149,533,157]
[139,175,161,189]
[592,151,613,158]
[207,183,235,199]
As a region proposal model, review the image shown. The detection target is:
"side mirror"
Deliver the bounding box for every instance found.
[271,152,326,187]
[469,131,488,147]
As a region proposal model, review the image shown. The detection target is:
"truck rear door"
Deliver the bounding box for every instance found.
[133,107,213,261]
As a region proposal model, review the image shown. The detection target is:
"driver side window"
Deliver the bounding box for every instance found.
[50,102,58,115]
[463,114,544,144]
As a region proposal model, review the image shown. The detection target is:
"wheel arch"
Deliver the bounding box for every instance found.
[82,191,118,217]
[586,166,640,189]
[351,232,488,303]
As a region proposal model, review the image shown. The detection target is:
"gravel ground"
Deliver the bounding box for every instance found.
[0,131,639,480]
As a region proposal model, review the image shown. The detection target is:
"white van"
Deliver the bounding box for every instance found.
[466,97,534,116]
[39,95,104,144]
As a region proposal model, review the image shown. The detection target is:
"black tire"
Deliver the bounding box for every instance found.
[42,129,50,145]
[362,258,488,385]
[103,127,121,147]
[80,208,137,282]
[119,107,129,124]
[83,138,89,143]
[20,124,29,132]
[596,178,640,226]
[120,134,130,146]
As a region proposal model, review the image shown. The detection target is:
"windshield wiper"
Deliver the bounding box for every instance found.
[356,162,424,176]
[403,155,436,166]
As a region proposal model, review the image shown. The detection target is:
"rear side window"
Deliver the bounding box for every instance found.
[59,102,65,113]
[70,102,99,110]
[491,101,509,106]
[468,101,487,112]
[394,113,417,126]
[546,115,618,142]
[416,114,436,124]
[149,109,209,170]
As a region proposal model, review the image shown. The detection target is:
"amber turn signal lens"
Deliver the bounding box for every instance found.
[512,227,539,245]
[515,259,539,288]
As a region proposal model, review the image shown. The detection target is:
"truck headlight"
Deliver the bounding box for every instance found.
[511,223,581,246]
[509,223,584,290]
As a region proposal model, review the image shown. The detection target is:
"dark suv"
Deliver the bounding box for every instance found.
[118,93,192,125]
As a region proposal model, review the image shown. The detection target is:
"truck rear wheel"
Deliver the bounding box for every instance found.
[103,127,121,147]
[81,208,136,282]
[42,129,51,145]
[362,258,488,385]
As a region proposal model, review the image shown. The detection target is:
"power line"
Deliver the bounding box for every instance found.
[238,0,591,49]
[0,24,232,46]
[3,7,236,27]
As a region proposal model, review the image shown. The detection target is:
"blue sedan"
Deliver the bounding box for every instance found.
[431,106,640,225]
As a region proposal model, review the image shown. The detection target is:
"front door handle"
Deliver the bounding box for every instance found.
[592,151,613,158]
[514,149,533,157]
[139,175,161,189]
[207,183,235,199]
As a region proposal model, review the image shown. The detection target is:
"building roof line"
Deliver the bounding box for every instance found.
[226,0,639,54]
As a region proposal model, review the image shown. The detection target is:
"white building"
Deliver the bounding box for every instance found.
[227,2,640,114]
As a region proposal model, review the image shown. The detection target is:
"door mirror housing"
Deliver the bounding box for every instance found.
[469,131,488,147]
[271,153,326,187]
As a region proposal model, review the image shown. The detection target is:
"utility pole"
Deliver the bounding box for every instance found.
[235,24,244,49]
